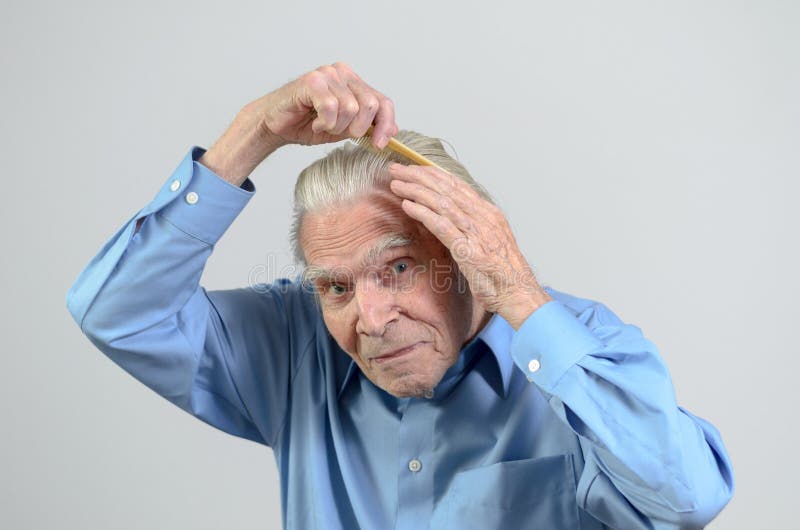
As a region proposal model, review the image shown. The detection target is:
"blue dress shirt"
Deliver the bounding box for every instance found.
[66,147,734,529]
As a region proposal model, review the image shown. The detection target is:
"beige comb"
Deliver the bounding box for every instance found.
[354,126,449,174]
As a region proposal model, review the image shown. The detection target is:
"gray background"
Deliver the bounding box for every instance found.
[1,0,796,528]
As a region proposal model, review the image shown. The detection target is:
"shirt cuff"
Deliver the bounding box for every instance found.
[509,299,604,392]
[158,147,255,245]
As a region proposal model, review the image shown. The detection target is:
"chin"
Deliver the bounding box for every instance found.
[384,386,425,399]
[379,372,438,399]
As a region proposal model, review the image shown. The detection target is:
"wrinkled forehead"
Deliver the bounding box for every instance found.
[299,190,425,269]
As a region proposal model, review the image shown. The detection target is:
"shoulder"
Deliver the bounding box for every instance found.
[249,277,322,323]
[205,276,323,339]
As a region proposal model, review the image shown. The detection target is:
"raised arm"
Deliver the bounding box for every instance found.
[66,62,398,446]
[387,159,734,527]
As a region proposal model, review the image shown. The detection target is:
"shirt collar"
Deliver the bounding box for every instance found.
[474,312,515,398]
[335,312,515,400]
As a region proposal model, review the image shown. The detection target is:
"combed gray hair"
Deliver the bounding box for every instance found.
[289,130,494,266]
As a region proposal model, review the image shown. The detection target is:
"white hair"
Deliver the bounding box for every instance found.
[289,130,494,266]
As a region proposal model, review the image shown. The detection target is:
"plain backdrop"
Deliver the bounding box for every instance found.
[1,1,797,528]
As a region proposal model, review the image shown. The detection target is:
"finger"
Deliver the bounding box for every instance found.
[390,163,467,199]
[319,67,359,135]
[399,199,462,250]
[389,164,490,222]
[346,81,381,139]
[390,179,474,233]
[298,71,339,134]
[331,62,397,148]
[371,97,397,149]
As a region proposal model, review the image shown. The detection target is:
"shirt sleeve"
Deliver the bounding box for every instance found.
[509,287,735,529]
[65,147,316,447]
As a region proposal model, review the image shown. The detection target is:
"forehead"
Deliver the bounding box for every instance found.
[300,191,429,270]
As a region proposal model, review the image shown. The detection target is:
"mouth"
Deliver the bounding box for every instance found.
[371,342,426,365]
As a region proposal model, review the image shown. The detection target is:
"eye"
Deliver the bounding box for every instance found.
[392,261,409,274]
[328,283,349,296]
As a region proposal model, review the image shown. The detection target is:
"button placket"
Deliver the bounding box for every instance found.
[395,398,435,528]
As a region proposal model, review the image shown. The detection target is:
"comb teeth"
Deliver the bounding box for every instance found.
[353,128,449,173]
[351,134,383,154]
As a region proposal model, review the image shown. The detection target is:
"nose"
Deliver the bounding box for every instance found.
[354,272,399,337]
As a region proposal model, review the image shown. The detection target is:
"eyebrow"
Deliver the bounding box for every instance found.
[302,232,416,284]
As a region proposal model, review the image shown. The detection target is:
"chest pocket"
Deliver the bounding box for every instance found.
[431,454,581,530]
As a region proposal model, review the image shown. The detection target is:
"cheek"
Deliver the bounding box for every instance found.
[403,278,455,344]
[322,311,357,353]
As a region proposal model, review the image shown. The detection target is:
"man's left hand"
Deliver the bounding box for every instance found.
[388,163,552,330]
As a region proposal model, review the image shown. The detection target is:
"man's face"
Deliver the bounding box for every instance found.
[300,187,486,398]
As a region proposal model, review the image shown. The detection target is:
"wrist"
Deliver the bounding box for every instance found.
[499,288,552,331]
[199,109,285,187]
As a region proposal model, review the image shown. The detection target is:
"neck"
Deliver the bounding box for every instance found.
[462,299,493,348]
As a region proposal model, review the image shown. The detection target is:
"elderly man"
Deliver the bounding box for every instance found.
[67,63,733,529]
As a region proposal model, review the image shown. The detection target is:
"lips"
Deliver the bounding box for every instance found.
[372,342,425,364]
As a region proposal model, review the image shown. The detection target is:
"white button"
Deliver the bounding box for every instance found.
[528,359,541,373]
[169,179,181,192]
[408,459,422,472]
[423,389,434,399]
[185,192,199,205]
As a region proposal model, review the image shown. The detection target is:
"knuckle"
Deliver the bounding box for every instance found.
[461,184,479,201]
[364,95,379,112]
[319,97,338,112]
[343,98,359,116]
[302,70,324,87]
[447,173,458,189]
[332,61,352,72]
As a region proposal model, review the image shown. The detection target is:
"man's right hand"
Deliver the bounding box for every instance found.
[199,62,398,186]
